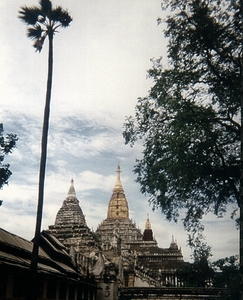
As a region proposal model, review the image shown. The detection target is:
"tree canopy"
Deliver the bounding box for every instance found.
[123,0,242,238]
[176,255,240,299]
[0,123,18,190]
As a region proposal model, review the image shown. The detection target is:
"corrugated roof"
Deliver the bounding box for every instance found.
[0,228,48,258]
[0,228,33,251]
[0,228,78,278]
[0,250,30,268]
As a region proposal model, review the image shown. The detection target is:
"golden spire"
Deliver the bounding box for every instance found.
[107,165,129,220]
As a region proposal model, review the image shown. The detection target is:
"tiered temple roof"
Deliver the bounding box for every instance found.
[54,179,86,227]
[48,179,97,255]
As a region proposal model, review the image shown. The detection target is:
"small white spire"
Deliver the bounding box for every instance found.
[114,164,124,192]
[68,177,76,196]
[145,214,151,229]
[170,235,178,249]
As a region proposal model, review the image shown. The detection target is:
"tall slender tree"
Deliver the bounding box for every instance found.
[18,1,72,298]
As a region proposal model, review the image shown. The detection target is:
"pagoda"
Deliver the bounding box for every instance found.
[47,179,97,256]
[95,165,158,256]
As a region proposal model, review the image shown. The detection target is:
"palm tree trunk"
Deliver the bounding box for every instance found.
[240,84,243,300]
[240,1,243,297]
[240,133,243,299]
[27,32,53,300]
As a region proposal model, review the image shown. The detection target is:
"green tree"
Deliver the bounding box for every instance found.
[0,123,18,192]
[124,0,241,227]
[123,0,242,293]
[190,239,214,287]
[18,1,72,299]
[212,255,240,299]
[176,259,214,288]
[177,238,214,287]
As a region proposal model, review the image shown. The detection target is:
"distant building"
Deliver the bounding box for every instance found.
[47,166,186,300]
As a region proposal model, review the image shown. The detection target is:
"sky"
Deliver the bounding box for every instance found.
[0,0,239,262]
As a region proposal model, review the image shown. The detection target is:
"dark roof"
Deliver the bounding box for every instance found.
[0,227,92,283]
[130,244,183,256]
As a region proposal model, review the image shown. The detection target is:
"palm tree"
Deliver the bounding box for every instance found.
[19,1,72,299]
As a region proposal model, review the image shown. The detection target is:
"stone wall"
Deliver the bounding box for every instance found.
[118,287,224,300]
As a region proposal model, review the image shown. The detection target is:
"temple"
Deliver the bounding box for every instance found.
[47,166,187,300]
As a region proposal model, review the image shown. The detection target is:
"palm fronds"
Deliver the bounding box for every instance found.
[18,6,40,25]
[18,0,72,52]
[27,24,43,39]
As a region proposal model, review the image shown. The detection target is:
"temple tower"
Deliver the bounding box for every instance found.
[142,214,153,241]
[48,179,97,255]
[54,178,86,227]
[96,166,157,254]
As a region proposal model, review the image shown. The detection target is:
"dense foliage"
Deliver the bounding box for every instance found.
[177,240,214,287]
[0,123,18,190]
[213,255,240,299]
[176,255,239,299]
[123,0,242,237]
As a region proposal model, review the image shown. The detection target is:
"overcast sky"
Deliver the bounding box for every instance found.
[0,0,239,262]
